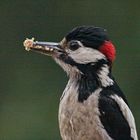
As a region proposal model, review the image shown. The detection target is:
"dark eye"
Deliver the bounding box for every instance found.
[69,41,80,51]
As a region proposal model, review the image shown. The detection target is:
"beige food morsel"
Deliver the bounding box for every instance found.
[23,38,34,51]
[23,38,54,52]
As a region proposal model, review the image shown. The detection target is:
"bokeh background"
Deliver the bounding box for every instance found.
[0,0,139,139]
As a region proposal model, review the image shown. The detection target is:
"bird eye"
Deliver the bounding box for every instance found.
[69,41,80,51]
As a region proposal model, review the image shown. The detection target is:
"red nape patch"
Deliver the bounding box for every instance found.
[99,41,116,62]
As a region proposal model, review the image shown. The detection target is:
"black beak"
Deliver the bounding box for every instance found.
[23,38,64,56]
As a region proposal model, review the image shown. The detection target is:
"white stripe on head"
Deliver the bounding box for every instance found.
[68,45,106,64]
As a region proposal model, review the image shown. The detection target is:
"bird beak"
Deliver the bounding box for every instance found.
[23,38,64,56]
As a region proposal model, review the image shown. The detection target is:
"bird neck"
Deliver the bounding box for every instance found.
[68,60,114,102]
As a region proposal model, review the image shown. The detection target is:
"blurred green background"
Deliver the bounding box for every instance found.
[0,0,139,139]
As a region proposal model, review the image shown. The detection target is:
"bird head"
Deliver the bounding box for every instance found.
[24,26,116,78]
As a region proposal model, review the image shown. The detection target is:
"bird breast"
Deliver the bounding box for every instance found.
[58,80,112,140]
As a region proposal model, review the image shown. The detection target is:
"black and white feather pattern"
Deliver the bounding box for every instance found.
[55,26,138,140]
[57,57,138,140]
[99,90,138,140]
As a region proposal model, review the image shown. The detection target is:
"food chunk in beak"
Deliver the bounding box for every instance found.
[23,38,63,56]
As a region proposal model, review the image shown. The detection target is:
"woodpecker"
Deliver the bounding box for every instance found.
[24,26,138,140]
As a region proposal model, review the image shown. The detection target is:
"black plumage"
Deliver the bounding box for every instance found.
[99,94,133,140]
[66,26,109,49]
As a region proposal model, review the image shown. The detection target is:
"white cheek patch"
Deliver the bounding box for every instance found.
[68,47,106,64]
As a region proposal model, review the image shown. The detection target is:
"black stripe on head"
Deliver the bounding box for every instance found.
[59,54,109,74]
[59,54,111,102]
[99,93,133,140]
[66,26,109,49]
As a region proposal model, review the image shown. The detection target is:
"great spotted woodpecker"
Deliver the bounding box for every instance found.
[24,26,138,140]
